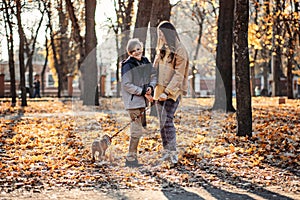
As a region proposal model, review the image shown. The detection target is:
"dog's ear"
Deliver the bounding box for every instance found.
[103,135,111,145]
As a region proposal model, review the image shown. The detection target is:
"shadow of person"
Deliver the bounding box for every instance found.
[203,184,255,200]
[161,180,255,200]
[162,187,205,200]
[139,167,255,200]
[200,167,295,200]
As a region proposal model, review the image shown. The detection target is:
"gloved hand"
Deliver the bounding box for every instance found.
[146,87,152,95]
[158,93,168,101]
[141,87,147,96]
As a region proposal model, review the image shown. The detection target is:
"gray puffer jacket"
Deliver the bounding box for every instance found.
[121,56,157,110]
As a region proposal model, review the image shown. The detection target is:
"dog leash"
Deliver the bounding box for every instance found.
[109,105,152,140]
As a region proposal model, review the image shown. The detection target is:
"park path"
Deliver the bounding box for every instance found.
[1,185,299,200]
[1,97,299,200]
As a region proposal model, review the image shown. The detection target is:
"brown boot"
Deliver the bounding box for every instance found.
[125,138,143,167]
[125,156,143,167]
[128,137,139,154]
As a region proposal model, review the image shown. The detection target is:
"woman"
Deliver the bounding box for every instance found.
[153,21,189,167]
[121,38,157,167]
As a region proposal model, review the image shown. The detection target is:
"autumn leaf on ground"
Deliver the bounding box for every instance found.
[0,97,299,194]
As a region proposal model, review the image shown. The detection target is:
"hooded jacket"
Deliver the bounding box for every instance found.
[121,56,157,110]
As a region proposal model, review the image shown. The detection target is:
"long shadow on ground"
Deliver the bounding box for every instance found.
[139,167,254,200]
[175,161,294,200]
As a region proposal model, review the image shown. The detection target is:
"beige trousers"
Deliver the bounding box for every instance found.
[128,108,145,139]
[127,108,145,160]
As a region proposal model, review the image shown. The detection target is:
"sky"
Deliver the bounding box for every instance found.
[0,0,182,62]
[0,0,115,62]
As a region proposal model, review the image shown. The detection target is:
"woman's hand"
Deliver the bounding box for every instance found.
[158,93,167,101]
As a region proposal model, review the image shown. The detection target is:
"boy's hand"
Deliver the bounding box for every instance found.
[145,94,153,103]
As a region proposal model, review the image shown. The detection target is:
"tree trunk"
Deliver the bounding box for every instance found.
[27,57,34,97]
[114,0,135,97]
[251,2,260,97]
[147,0,171,116]
[286,37,296,100]
[65,0,86,100]
[41,34,49,97]
[3,0,17,106]
[251,49,258,96]
[271,0,282,97]
[286,54,294,99]
[191,27,203,98]
[285,1,298,99]
[212,0,235,112]
[133,0,153,48]
[58,0,68,94]
[234,0,252,137]
[261,58,270,96]
[261,0,271,96]
[24,40,34,97]
[46,2,61,98]
[83,0,98,105]
[16,0,27,106]
[149,0,171,62]
[65,0,85,68]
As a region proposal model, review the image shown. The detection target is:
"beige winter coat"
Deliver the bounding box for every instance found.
[153,42,189,101]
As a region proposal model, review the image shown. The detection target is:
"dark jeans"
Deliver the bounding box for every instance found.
[33,89,41,98]
[156,98,180,151]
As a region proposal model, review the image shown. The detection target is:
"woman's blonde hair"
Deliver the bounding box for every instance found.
[126,38,143,54]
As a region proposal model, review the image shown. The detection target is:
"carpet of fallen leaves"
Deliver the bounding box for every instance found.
[0,97,299,197]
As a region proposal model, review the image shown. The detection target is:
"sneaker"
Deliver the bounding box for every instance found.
[160,150,178,168]
[125,158,143,168]
[169,151,178,168]
[169,151,178,164]
[160,150,170,162]
[161,150,178,162]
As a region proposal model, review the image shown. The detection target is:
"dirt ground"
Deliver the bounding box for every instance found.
[0,97,299,200]
[1,185,299,200]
